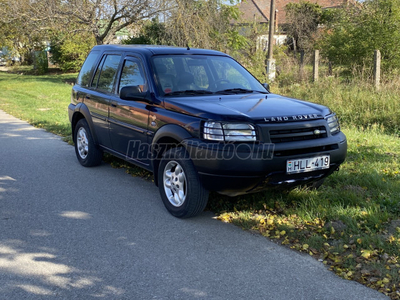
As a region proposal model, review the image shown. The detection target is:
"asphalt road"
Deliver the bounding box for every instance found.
[0,110,388,300]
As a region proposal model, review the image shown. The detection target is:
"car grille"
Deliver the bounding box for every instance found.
[269,126,327,143]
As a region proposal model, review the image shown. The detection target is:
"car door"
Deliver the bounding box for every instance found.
[84,53,122,148]
[108,56,151,167]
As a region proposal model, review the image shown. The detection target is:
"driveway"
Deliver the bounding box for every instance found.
[0,110,388,299]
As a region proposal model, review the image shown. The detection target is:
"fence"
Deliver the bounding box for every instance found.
[296,50,382,89]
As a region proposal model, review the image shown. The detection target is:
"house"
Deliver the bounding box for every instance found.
[237,0,353,28]
[235,0,354,50]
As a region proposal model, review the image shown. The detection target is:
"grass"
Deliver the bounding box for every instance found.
[0,67,76,139]
[0,66,399,299]
[271,58,400,137]
[275,77,400,137]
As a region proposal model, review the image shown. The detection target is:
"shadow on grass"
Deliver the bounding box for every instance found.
[0,67,77,86]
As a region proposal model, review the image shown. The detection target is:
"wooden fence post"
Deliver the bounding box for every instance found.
[313,50,319,82]
[373,50,381,89]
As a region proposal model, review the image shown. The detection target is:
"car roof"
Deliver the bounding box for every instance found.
[91,44,228,57]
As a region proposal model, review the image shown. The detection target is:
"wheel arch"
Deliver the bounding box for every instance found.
[151,124,193,187]
[71,103,98,145]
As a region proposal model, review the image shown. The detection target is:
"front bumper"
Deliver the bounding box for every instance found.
[183,132,347,196]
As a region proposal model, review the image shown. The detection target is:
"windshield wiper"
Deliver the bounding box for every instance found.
[164,90,214,96]
[215,88,268,95]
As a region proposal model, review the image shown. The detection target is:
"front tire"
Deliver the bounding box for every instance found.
[74,119,103,167]
[158,147,209,218]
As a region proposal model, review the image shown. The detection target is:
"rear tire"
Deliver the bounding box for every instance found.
[158,147,209,218]
[74,119,103,167]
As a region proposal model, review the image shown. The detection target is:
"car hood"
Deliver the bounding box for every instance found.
[163,93,330,122]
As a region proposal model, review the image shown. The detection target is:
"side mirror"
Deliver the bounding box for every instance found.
[262,83,270,92]
[120,86,148,101]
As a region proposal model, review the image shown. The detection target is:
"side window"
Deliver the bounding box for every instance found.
[91,54,121,93]
[119,60,147,93]
[76,51,99,87]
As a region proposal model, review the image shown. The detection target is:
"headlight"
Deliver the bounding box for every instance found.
[325,114,340,134]
[203,122,256,142]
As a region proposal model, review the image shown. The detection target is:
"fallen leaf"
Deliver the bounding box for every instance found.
[347,271,353,277]
[361,249,374,259]
[382,277,390,283]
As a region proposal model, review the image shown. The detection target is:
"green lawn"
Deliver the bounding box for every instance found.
[0,68,76,138]
[0,68,399,299]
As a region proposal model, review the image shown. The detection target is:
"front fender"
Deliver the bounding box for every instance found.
[152,124,193,146]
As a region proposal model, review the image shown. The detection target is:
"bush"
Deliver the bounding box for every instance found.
[50,33,96,72]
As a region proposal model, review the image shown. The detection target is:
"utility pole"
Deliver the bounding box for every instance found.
[266,0,276,81]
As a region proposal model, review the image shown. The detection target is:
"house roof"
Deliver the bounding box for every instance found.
[238,0,270,24]
[237,0,352,25]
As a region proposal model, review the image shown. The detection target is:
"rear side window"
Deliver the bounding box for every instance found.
[91,54,121,93]
[76,51,100,87]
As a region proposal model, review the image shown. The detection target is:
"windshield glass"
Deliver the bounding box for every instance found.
[152,55,267,96]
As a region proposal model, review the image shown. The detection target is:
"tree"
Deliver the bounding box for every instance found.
[164,0,246,51]
[123,18,169,45]
[319,0,400,73]
[0,0,166,45]
[285,1,324,52]
[0,0,47,63]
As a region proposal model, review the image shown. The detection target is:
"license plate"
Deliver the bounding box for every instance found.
[287,155,330,174]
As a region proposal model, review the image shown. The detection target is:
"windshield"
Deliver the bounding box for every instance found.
[152,55,268,96]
